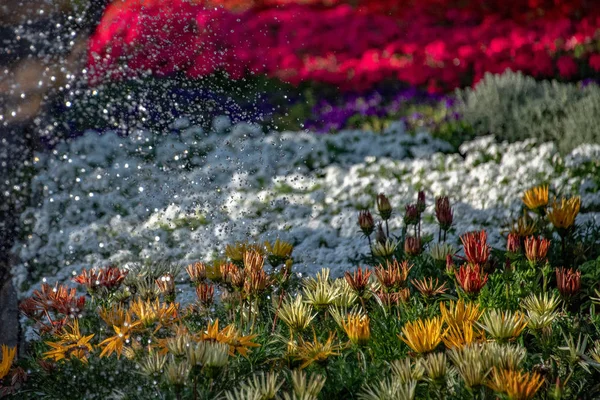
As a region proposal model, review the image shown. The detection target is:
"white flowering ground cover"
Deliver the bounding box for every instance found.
[13,118,600,301]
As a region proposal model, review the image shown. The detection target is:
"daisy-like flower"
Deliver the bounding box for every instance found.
[510,213,537,238]
[524,236,551,263]
[277,295,316,333]
[460,230,491,265]
[374,259,412,291]
[454,264,489,295]
[556,267,581,298]
[357,210,375,237]
[371,239,398,258]
[0,345,16,380]
[404,236,422,257]
[99,304,128,328]
[390,357,424,383]
[129,298,179,330]
[522,185,549,212]
[43,319,95,364]
[429,243,456,262]
[547,196,581,231]
[440,299,483,328]
[196,282,215,307]
[485,342,527,371]
[289,369,326,399]
[399,317,444,354]
[521,293,560,331]
[478,310,527,342]
[200,319,260,357]
[72,266,128,294]
[423,352,449,382]
[359,378,416,400]
[295,331,342,369]
[341,313,370,346]
[243,250,265,272]
[99,312,141,359]
[448,344,490,388]
[303,280,340,311]
[137,351,168,377]
[488,368,544,400]
[411,277,447,298]
[226,242,264,265]
[265,238,294,267]
[344,266,372,297]
[442,321,479,349]
[185,262,207,285]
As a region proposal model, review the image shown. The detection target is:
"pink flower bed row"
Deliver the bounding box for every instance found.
[88,0,600,92]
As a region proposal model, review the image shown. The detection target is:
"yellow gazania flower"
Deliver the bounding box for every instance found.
[522,185,549,211]
[129,298,179,330]
[399,317,444,354]
[440,299,483,328]
[99,304,128,328]
[0,344,16,380]
[477,310,527,342]
[442,321,481,349]
[99,312,142,359]
[199,319,260,357]
[295,331,342,369]
[265,238,294,266]
[43,320,95,364]
[342,314,370,346]
[226,242,265,263]
[510,213,537,237]
[488,368,544,400]
[547,196,581,230]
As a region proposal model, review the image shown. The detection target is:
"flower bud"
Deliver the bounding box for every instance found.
[506,233,520,253]
[435,196,453,231]
[417,190,426,213]
[404,236,422,256]
[376,193,392,220]
[358,210,375,236]
[404,204,419,226]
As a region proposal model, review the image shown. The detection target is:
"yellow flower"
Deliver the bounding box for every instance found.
[522,185,548,211]
[226,242,264,263]
[277,295,316,333]
[342,314,370,346]
[399,317,444,354]
[43,320,95,364]
[129,298,179,330]
[478,310,527,342]
[547,196,581,230]
[440,299,483,328]
[442,321,480,349]
[488,368,544,400]
[99,312,141,359]
[510,213,537,237]
[295,331,342,369]
[0,344,16,380]
[265,238,294,266]
[200,319,260,357]
[99,304,128,328]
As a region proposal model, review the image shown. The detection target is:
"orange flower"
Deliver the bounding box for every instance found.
[0,345,16,380]
[460,230,490,265]
[455,264,488,295]
[547,197,580,230]
[344,266,372,296]
[524,236,550,263]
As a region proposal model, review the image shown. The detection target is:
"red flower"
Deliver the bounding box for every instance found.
[454,263,488,295]
[556,55,578,78]
[460,230,490,265]
[589,54,600,72]
[524,236,551,263]
[435,196,453,231]
[345,266,372,296]
[506,233,521,253]
[555,267,581,297]
[73,266,128,292]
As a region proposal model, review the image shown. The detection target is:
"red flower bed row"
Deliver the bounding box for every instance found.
[88,0,600,92]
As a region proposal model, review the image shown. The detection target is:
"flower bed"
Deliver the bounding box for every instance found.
[5,153,600,396]
[88,0,600,92]
[13,120,600,297]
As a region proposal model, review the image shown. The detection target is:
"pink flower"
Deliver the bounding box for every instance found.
[556,55,578,78]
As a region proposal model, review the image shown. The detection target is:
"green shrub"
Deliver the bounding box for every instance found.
[456,70,600,152]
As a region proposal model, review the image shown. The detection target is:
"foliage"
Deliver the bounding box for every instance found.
[456,70,600,152]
